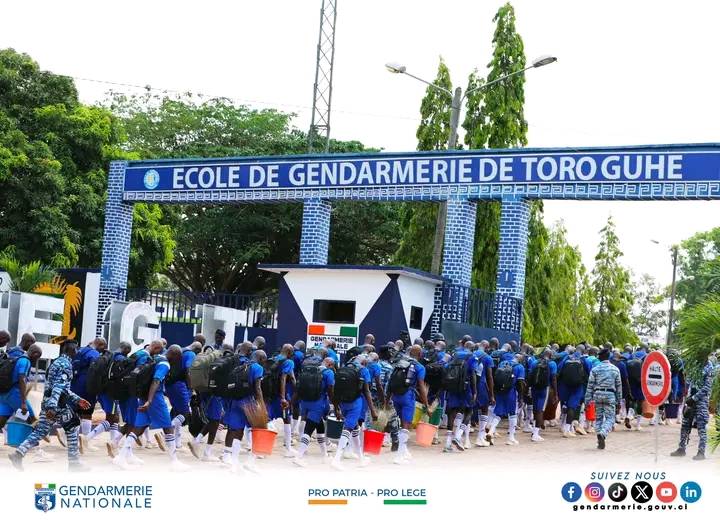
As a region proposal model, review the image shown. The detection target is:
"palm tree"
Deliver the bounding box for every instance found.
[0,247,58,293]
[676,298,720,450]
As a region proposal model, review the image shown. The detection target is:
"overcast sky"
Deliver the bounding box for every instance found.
[3,0,720,290]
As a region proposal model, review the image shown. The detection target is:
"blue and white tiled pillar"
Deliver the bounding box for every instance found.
[299,199,332,265]
[493,196,531,335]
[97,160,134,334]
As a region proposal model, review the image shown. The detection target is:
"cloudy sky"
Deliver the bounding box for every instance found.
[3,0,720,290]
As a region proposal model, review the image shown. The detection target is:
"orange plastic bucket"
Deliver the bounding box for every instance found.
[641,401,657,419]
[251,428,277,455]
[362,429,384,455]
[585,402,596,422]
[415,421,437,447]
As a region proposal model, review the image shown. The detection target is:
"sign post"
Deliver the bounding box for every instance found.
[641,351,672,463]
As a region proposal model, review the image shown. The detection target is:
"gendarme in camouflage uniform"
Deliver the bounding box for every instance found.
[672,360,717,460]
[9,351,86,470]
[585,350,622,449]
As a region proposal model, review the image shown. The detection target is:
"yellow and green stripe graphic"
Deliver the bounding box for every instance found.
[383,499,427,505]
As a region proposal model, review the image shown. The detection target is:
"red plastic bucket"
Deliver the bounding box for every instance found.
[585,402,596,422]
[251,428,277,456]
[415,421,437,447]
[642,401,657,419]
[362,429,384,455]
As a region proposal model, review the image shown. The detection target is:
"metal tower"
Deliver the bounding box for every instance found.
[308,0,338,153]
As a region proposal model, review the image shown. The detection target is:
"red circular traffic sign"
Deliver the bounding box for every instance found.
[641,351,671,406]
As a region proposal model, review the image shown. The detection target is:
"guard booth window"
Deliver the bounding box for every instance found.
[409,306,423,330]
[313,299,356,324]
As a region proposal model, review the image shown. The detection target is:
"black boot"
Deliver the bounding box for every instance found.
[692,452,706,461]
[596,433,605,449]
[670,448,686,457]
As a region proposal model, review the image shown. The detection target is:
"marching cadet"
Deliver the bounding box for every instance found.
[670,353,717,460]
[9,339,91,471]
[584,348,622,450]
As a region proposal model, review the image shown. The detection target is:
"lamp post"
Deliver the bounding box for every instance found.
[651,239,680,346]
[386,56,557,275]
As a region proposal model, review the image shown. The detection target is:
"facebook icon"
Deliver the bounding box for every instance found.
[561,482,582,502]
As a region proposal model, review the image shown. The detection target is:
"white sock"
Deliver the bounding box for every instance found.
[298,420,306,437]
[194,433,204,444]
[334,430,350,461]
[231,439,242,461]
[171,414,185,429]
[398,428,409,455]
[174,426,182,449]
[291,418,299,434]
[81,419,92,436]
[203,443,213,457]
[351,428,363,458]
[283,423,292,450]
[121,433,137,459]
[88,420,110,440]
[298,434,310,457]
[317,434,327,456]
[509,415,518,439]
[488,415,500,435]
[477,415,488,439]
[445,430,453,448]
[452,414,464,440]
[532,427,540,438]
[165,433,177,461]
[142,428,151,443]
[628,408,635,419]
[245,430,252,449]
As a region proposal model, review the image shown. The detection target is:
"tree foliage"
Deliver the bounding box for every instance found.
[591,216,637,344]
[676,227,720,309]
[631,273,667,339]
[0,246,58,292]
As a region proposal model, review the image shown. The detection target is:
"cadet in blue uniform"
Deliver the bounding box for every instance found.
[114,340,190,471]
[389,345,428,464]
[528,348,557,442]
[443,341,477,452]
[610,349,630,426]
[323,339,340,365]
[0,344,42,430]
[290,340,307,438]
[266,344,297,457]
[488,350,525,445]
[222,349,266,472]
[557,346,587,438]
[473,341,495,447]
[332,353,377,470]
[671,356,716,460]
[293,356,336,467]
[164,343,196,453]
[626,346,647,430]
[584,348,622,449]
[71,341,100,438]
[10,340,91,471]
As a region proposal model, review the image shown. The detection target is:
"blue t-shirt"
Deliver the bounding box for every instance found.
[326,348,339,365]
[273,356,295,397]
[72,346,100,396]
[11,355,31,386]
[473,350,494,388]
[181,349,196,370]
[247,361,264,387]
[321,367,335,394]
[7,347,25,359]
[133,349,151,367]
[634,351,647,361]
[367,361,381,382]
[293,349,305,370]
[151,355,170,395]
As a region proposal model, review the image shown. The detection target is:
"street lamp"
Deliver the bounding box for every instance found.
[650,239,679,346]
[386,56,557,275]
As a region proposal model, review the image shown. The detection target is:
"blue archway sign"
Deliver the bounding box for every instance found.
[99,143,720,337]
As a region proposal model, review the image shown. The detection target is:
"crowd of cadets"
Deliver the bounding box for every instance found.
[0,328,712,472]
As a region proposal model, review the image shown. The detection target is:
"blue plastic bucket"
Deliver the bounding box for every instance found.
[326,417,343,439]
[6,420,33,447]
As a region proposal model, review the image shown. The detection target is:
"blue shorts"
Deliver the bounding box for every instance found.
[268,398,290,421]
[120,397,138,426]
[98,393,117,415]
[392,391,415,424]
[630,383,645,402]
[531,386,548,412]
[134,392,172,429]
[558,382,584,409]
[339,397,363,429]
[224,399,252,430]
[0,386,35,417]
[166,381,191,414]
[300,398,329,424]
[493,390,517,417]
[476,383,490,408]
[201,394,224,422]
[446,389,473,410]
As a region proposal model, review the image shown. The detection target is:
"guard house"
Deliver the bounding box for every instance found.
[259,264,446,354]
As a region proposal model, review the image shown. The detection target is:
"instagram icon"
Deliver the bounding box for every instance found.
[585,482,605,502]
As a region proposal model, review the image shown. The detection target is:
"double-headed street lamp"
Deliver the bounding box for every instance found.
[386,55,557,275]
[651,239,680,346]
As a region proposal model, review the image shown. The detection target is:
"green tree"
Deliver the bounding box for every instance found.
[112,92,401,293]
[394,58,453,271]
[631,273,667,339]
[0,48,173,288]
[676,227,720,308]
[591,216,637,344]
[0,247,58,292]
